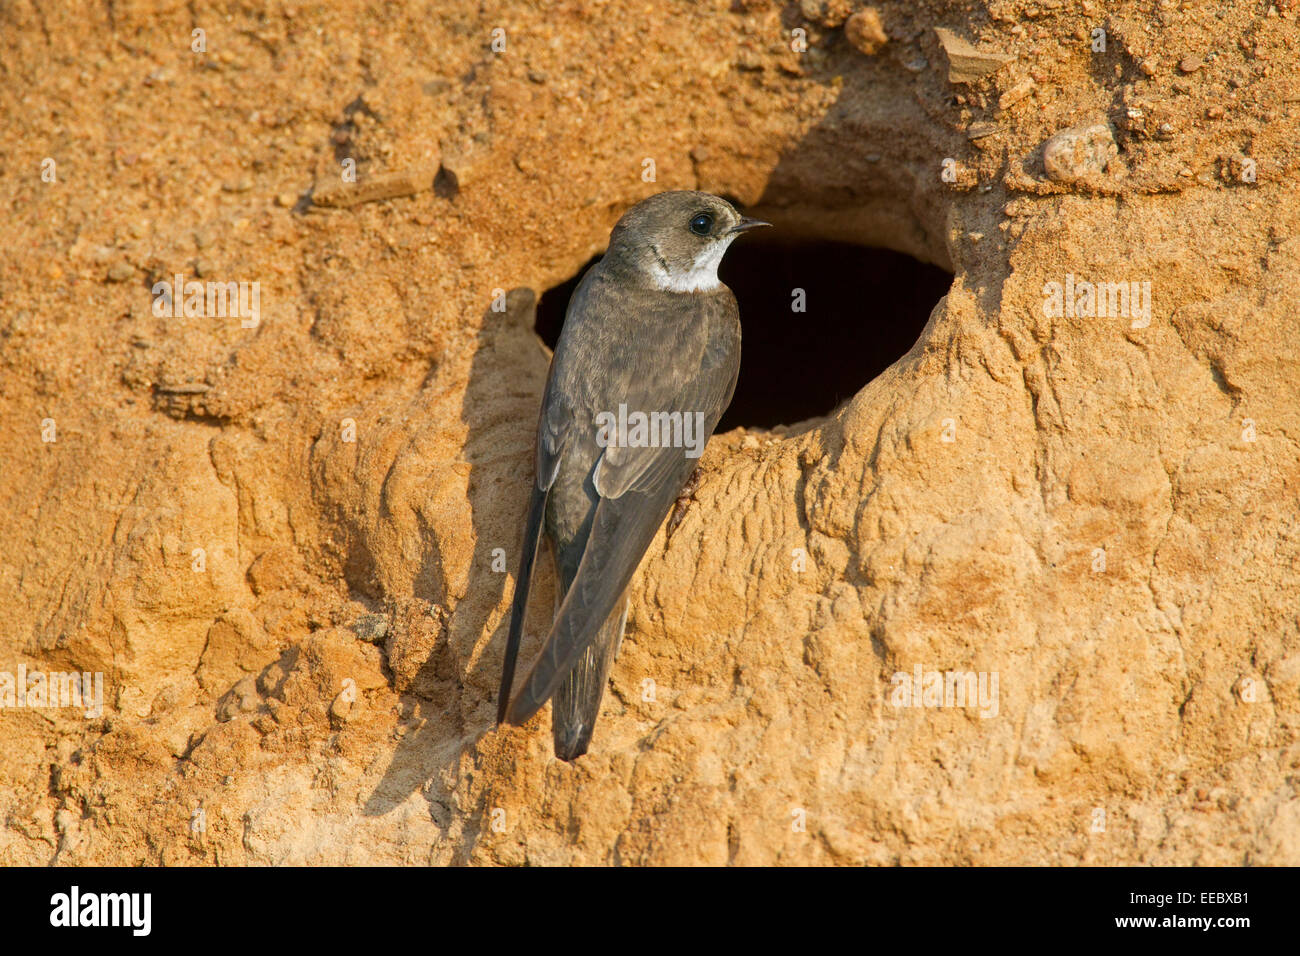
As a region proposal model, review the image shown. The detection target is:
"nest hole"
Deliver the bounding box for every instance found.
[535,239,952,430]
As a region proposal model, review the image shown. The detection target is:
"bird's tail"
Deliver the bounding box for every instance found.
[497,484,547,724]
[551,594,628,761]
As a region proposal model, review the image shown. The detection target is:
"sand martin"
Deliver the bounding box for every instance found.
[496,190,768,759]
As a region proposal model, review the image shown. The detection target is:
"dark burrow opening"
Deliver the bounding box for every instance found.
[534,239,953,430]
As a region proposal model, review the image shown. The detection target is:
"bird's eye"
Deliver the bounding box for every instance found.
[688,212,714,236]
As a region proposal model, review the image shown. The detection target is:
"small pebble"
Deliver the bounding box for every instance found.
[844,8,888,56]
[1042,122,1118,183]
[106,262,135,282]
[352,614,389,644]
[998,77,1035,110]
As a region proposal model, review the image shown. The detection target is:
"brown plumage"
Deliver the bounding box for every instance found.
[497,191,767,759]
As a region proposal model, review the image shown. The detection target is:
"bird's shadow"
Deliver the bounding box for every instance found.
[361,288,552,824]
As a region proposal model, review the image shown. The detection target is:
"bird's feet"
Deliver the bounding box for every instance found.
[666,470,701,540]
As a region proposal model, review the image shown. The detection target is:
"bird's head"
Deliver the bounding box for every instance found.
[606,190,769,293]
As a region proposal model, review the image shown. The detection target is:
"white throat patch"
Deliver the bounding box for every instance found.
[649,237,736,293]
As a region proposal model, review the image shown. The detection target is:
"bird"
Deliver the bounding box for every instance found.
[496,190,768,760]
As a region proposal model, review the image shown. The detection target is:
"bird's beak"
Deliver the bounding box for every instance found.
[729,217,771,234]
